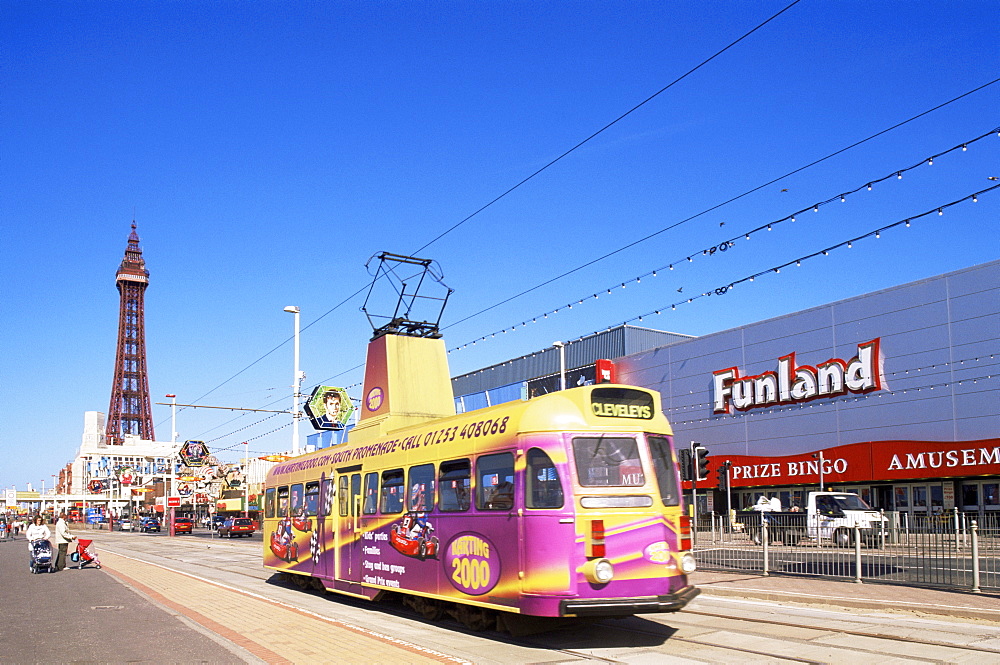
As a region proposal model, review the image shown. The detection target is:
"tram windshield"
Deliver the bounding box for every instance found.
[572,436,645,487]
[646,435,681,506]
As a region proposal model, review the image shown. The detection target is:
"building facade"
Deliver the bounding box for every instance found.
[453,260,1000,519]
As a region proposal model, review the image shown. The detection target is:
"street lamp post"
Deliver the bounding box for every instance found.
[166,394,178,445]
[165,394,179,537]
[553,341,566,391]
[284,306,302,456]
[243,441,249,518]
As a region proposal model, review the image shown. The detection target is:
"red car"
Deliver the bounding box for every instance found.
[173,517,194,534]
[218,517,255,538]
[269,520,298,562]
[389,514,439,559]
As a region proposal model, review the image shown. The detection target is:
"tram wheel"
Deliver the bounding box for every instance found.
[404,596,445,621]
[453,605,494,632]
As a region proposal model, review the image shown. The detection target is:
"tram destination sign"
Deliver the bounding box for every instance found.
[590,387,654,419]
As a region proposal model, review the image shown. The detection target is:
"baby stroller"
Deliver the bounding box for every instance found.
[29,539,54,574]
[72,539,101,569]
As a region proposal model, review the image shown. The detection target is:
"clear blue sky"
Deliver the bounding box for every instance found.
[2,1,998,490]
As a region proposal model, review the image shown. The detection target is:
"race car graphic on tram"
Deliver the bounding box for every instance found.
[261,253,698,631]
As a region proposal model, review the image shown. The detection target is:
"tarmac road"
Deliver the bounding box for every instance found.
[0,532,261,664]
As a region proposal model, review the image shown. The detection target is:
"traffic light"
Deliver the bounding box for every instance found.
[677,448,692,481]
[717,460,731,491]
[695,445,710,481]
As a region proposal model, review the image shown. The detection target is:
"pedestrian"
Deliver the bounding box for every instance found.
[53,511,77,572]
[26,515,51,554]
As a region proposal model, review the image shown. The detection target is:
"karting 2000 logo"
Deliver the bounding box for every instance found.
[443,532,500,595]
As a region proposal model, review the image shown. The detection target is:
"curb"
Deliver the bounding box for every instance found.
[699,585,1000,624]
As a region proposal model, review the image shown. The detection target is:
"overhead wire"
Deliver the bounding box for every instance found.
[412,0,806,254]
[448,127,1000,351]
[164,2,807,429]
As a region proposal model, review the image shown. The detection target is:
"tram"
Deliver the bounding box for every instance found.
[262,382,698,629]
[261,253,698,631]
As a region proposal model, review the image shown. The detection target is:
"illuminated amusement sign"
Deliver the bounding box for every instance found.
[304,386,354,431]
[179,440,210,467]
[712,338,884,414]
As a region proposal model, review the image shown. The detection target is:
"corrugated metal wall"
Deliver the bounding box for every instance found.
[451,325,691,396]
[616,260,1000,458]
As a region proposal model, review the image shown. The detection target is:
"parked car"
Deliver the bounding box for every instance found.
[210,515,226,529]
[118,518,133,531]
[140,517,161,533]
[217,517,255,538]
[173,517,194,534]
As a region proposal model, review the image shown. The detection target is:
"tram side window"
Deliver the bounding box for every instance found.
[526,448,563,509]
[338,476,349,517]
[647,435,681,506]
[407,464,434,512]
[380,469,405,514]
[290,483,304,518]
[572,437,644,487]
[304,482,320,517]
[477,453,515,511]
[438,459,471,512]
[351,474,362,516]
[319,478,334,518]
[264,488,276,519]
[362,473,379,514]
[277,486,289,518]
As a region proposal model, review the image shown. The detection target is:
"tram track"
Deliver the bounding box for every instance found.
[98,534,1000,663]
[680,607,1000,657]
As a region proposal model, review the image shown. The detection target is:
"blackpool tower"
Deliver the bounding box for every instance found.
[106,222,155,445]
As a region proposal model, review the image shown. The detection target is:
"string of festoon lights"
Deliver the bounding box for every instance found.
[670,370,997,427]
[205,410,283,446]
[589,184,999,338]
[448,127,1000,355]
[453,184,998,379]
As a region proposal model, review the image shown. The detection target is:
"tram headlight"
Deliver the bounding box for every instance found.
[680,552,697,575]
[582,558,614,584]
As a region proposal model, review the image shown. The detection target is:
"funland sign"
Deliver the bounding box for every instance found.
[712,339,884,414]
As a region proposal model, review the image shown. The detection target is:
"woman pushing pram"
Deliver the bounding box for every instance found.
[25,515,53,574]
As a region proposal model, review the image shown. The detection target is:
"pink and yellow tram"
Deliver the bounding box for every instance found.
[262,383,698,629]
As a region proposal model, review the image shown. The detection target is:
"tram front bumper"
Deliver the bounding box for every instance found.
[559,584,701,617]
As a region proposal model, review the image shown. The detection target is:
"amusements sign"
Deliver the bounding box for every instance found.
[179,440,210,467]
[304,386,354,431]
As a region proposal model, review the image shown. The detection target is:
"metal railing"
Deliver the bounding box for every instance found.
[692,509,999,592]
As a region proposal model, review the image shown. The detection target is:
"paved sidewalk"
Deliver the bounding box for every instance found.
[0,536,255,664]
[100,550,463,664]
[691,570,1000,623]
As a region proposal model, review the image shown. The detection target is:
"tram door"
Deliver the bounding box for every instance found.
[335,473,363,591]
